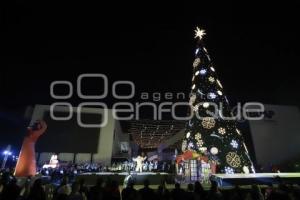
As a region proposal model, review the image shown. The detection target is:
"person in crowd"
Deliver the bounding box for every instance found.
[121,180,137,200]
[138,179,154,200]
[78,179,88,198]
[156,181,170,200]
[266,183,291,200]
[185,183,195,200]
[56,176,72,200]
[19,176,32,200]
[245,184,264,200]
[207,180,223,200]
[68,182,86,200]
[170,183,185,200]
[89,178,104,200]
[27,178,46,200]
[229,185,244,200]
[194,181,206,200]
[0,178,5,199]
[1,177,20,200]
[103,180,120,200]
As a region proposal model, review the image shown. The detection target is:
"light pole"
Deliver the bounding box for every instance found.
[1,145,12,169]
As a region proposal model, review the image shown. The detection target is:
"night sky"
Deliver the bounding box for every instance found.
[0,2,299,147]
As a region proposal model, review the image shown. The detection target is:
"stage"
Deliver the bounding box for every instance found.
[211,173,300,187]
[76,172,175,186]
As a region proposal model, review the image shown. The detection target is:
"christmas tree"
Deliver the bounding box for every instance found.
[181,27,255,174]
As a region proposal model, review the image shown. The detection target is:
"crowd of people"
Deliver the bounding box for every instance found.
[38,160,173,180]
[1,167,300,200]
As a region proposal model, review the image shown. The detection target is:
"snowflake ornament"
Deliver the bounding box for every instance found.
[192,104,199,112]
[225,167,234,174]
[195,133,202,140]
[199,69,207,75]
[202,117,216,129]
[208,76,215,83]
[196,140,204,148]
[188,142,194,150]
[193,58,201,68]
[230,140,239,149]
[208,92,217,99]
[218,127,226,135]
[226,152,241,168]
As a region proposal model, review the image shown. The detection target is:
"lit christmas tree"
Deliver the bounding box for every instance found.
[181,27,255,174]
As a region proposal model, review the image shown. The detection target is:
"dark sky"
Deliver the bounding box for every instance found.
[0,1,299,134]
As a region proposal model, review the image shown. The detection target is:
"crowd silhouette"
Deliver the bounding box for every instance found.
[1,167,300,200]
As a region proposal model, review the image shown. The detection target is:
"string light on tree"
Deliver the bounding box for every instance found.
[186,132,191,138]
[243,143,249,154]
[217,90,223,96]
[217,79,223,88]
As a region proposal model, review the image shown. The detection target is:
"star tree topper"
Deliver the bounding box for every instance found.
[194,27,206,40]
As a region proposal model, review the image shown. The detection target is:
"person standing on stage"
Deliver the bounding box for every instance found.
[132,152,147,173]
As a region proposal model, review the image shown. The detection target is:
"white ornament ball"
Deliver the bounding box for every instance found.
[203,102,209,108]
[210,147,219,155]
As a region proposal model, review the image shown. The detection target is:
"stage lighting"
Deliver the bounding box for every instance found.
[3,150,12,156]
